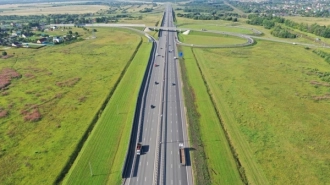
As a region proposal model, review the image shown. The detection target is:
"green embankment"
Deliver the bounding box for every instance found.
[179,46,243,185]
[63,38,152,185]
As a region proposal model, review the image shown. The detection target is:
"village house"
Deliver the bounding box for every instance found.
[37,38,47,44]
[53,36,63,43]
[11,42,22,47]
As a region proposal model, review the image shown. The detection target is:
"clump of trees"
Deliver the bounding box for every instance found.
[139,8,153,13]
[271,25,297,38]
[246,14,284,29]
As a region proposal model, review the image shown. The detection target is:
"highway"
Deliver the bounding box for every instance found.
[124,4,193,185]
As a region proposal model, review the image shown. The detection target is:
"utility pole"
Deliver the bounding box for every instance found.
[89,161,93,176]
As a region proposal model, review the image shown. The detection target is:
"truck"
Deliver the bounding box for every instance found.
[136,143,142,155]
[179,143,185,166]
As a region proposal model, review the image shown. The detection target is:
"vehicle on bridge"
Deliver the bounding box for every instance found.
[137,143,142,155]
[179,143,185,166]
[151,104,155,109]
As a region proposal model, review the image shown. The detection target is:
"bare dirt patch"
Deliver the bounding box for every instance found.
[0,109,8,118]
[1,55,14,59]
[0,68,21,90]
[21,107,42,122]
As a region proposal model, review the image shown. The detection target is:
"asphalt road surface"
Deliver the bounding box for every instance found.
[125,4,193,185]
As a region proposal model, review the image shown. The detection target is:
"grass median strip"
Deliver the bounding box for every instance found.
[178,46,243,185]
[62,38,152,185]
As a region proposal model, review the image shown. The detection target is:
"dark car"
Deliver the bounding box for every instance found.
[151,105,155,108]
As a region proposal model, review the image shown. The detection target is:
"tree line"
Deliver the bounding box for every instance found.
[247,14,330,38]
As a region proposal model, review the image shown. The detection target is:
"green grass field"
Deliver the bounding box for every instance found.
[177,23,255,35]
[179,31,247,45]
[284,16,330,26]
[0,27,142,185]
[190,40,330,184]
[0,3,107,15]
[175,17,330,46]
[62,38,152,185]
[179,46,243,185]
[119,13,163,27]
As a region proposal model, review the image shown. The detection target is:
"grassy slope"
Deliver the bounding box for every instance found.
[180,46,243,184]
[63,38,152,185]
[179,31,247,45]
[0,28,140,185]
[193,40,330,184]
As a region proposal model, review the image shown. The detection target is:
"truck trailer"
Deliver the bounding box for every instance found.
[179,143,185,166]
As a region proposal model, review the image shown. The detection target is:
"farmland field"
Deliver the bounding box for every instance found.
[63,38,152,185]
[188,40,330,184]
[179,46,243,184]
[0,4,108,15]
[284,16,330,26]
[0,27,143,185]
[178,31,247,46]
[119,13,163,27]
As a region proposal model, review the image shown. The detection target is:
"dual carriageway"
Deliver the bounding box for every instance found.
[123,4,193,185]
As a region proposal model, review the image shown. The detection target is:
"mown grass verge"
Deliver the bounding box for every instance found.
[62,37,152,185]
[178,45,243,185]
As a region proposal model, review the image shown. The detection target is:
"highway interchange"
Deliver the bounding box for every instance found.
[121,3,330,185]
[124,4,192,185]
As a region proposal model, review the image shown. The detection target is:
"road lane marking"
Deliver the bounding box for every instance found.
[147,162,148,166]
[145,177,147,181]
